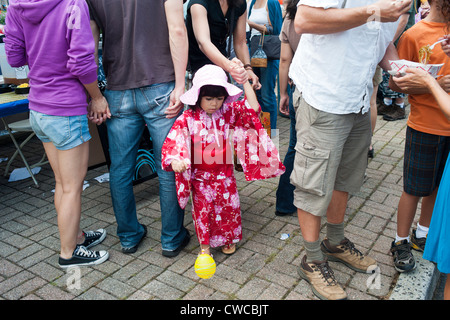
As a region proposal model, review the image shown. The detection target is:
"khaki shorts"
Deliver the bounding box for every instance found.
[290,89,371,217]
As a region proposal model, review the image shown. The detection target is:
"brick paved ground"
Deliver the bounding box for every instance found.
[0,104,426,301]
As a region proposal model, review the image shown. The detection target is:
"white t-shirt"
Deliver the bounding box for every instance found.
[248,5,269,39]
[289,0,399,114]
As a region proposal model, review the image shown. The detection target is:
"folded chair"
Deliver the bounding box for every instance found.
[2,117,48,187]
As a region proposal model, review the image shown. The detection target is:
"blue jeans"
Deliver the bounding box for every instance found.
[275,84,297,214]
[103,82,187,250]
[254,59,279,131]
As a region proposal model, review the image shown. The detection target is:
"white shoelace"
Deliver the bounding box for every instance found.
[75,246,98,258]
[84,230,100,238]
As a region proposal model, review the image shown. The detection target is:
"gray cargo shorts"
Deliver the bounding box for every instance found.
[290,88,371,217]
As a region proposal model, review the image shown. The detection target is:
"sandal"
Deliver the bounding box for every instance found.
[221,244,236,255]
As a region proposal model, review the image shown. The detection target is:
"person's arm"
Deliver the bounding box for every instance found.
[295,0,412,35]
[440,35,450,56]
[378,41,399,71]
[67,2,109,124]
[387,33,450,95]
[4,9,27,67]
[390,70,450,95]
[387,21,450,95]
[247,20,269,34]
[278,41,294,116]
[90,20,100,66]
[247,2,272,34]
[165,0,189,119]
[392,12,409,43]
[84,81,110,124]
[242,80,260,113]
[401,68,450,121]
[190,4,248,84]
[161,114,191,173]
[232,10,261,89]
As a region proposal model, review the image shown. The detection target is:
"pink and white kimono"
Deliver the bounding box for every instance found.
[161,98,285,248]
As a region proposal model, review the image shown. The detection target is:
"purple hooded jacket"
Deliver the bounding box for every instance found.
[4,0,98,116]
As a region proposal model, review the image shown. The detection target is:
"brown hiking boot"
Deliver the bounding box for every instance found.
[321,238,377,273]
[382,104,406,121]
[297,255,347,300]
[377,101,393,115]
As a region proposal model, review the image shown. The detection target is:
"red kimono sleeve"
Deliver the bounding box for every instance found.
[231,98,285,181]
[161,112,192,209]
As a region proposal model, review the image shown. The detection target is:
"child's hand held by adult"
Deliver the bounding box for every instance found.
[228,58,248,84]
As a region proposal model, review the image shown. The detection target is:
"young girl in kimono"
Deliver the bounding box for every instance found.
[161,63,285,257]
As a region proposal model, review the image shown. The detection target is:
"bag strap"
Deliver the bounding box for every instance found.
[259,31,265,47]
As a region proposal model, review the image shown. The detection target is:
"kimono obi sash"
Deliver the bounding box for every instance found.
[190,131,233,170]
[191,164,234,182]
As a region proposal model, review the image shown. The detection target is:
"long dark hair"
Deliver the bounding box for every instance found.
[285,0,300,20]
[436,0,450,31]
[191,85,229,110]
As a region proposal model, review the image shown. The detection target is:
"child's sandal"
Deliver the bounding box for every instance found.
[221,244,236,255]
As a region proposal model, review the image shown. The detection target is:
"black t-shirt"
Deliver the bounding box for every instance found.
[186,0,247,72]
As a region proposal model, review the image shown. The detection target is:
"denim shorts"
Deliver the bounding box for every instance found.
[29,110,91,150]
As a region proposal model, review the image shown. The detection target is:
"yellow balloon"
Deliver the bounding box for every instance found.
[194,254,216,279]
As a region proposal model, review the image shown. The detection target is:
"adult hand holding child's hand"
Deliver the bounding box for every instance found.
[228,58,248,85]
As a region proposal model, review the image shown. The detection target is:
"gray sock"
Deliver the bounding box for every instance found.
[304,239,324,262]
[326,222,345,246]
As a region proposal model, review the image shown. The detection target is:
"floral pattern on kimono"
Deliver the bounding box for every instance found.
[190,167,241,247]
[162,98,285,209]
[161,98,285,246]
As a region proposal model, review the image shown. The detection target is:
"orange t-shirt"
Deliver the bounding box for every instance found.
[397,20,450,136]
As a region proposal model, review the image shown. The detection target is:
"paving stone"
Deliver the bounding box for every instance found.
[0,115,438,301]
[35,283,76,300]
[141,279,184,300]
[28,261,64,282]
[2,276,47,300]
[96,277,136,299]
[235,277,271,300]
[78,287,117,300]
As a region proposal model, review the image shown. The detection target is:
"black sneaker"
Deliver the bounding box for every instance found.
[58,245,109,268]
[411,229,427,252]
[390,240,416,273]
[368,146,374,159]
[80,229,106,249]
[162,230,191,258]
[122,224,147,254]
